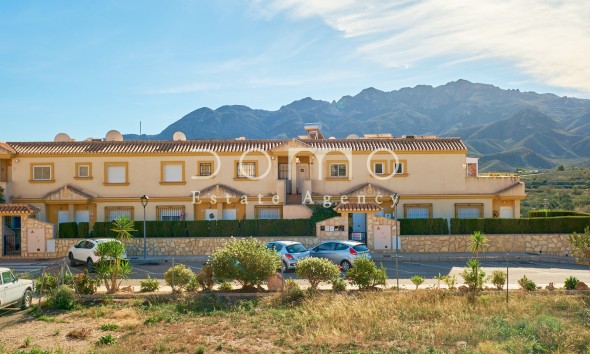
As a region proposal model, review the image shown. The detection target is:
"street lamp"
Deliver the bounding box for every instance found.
[140,195,149,259]
[392,193,401,291]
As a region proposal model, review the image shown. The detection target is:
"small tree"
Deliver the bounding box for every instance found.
[164,264,195,292]
[0,185,5,203]
[433,273,446,290]
[488,269,507,290]
[569,227,590,270]
[295,257,340,291]
[462,259,486,294]
[345,258,387,291]
[410,275,424,290]
[95,241,132,293]
[95,216,136,293]
[211,238,281,290]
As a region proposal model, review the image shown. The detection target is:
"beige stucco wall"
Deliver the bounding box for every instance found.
[9,148,523,223]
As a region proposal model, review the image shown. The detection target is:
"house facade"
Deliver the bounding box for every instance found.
[0,127,525,255]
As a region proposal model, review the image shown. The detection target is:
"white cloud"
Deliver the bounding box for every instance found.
[258,0,590,93]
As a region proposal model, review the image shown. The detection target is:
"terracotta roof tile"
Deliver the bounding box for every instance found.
[0,142,16,154]
[334,202,382,212]
[6,137,466,155]
[0,204,40,215]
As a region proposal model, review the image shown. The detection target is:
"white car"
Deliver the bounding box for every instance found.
[0,268,34,310]
[68,238,128,271]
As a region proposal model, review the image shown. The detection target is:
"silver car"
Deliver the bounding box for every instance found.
[266,241,310,272]
[309,240,371,271]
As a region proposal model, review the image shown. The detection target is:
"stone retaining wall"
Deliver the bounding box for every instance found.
[400,234,573,256]
[10,233,577,259]
[55,236,319,257]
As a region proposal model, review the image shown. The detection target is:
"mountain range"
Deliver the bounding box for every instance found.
[124,80,590,171]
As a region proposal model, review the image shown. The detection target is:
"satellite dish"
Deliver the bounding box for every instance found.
[54,133,71,142]
[105,130,124,142]
[173,131,187,141]
[328,136,336,140]
[84,137,93,142]
[346,134,360,139]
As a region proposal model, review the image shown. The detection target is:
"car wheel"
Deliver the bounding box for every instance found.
[20,289,32,310]
[68,252,76,266]
[87,258,95,273]
[340,260,352,272]
[281,261,289,273]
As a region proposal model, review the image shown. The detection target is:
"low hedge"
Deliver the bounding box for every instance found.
[528,210,590,217]
[450,217,590,234]
[58,222,78,238]
[91,219,315,238]
[399,218,449,235]
[77,222,90,239]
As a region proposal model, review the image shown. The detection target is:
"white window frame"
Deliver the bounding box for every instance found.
[163,163,183,183]
[77,164,90,178]
[237,162,256,178]
[373,162,384,175]
[33,165,52,181]
[329,163,347,178]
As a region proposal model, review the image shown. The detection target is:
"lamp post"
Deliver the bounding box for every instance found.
[140,195,149,259]
[392,193,401,291]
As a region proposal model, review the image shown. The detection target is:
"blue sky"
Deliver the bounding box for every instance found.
[2,0,589,141]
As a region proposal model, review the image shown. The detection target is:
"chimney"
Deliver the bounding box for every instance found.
[304,123,325,140]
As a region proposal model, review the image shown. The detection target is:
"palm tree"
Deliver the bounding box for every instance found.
[469,231,489,261]
[111,215,136,241]
[96,216,136,293]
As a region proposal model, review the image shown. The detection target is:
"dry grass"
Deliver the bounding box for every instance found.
[1,291,589,353]
[66,327,92,340]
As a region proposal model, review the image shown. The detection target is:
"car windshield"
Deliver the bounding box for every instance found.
[353,245,369,252]
[286,244,307,253]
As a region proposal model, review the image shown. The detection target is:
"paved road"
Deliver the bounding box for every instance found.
[4,257,590,289]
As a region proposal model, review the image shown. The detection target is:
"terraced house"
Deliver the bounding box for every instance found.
[0,126,525,257]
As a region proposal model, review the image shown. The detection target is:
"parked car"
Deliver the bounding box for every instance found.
[309,240,371,271]
[68,238,128,271]
[266,241,310,272]
[0,268,34,310]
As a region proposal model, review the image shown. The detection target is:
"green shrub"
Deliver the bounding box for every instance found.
[410,275,425,290]
[164,264,195,292]
[47,285,77,310]
[331,277,347,292]
[518,275,536,291]
[186,277,200,292]
[295,257,340,291]
[58,222,78,238]
[564,275,580,290]
[96,334,117,346]
[195,263,215,291]
[211,238,281,289]
[139,275,160,292]
[73,270,97,295]
[399,218,449,235]
[36,273,58,295]
[218,281,233,291]
[462,259,486,293]
[345,258,387,290]
[99,323,119,331]
[443,274,457,290]
[488,270,507,290]
[276,279,305,306]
